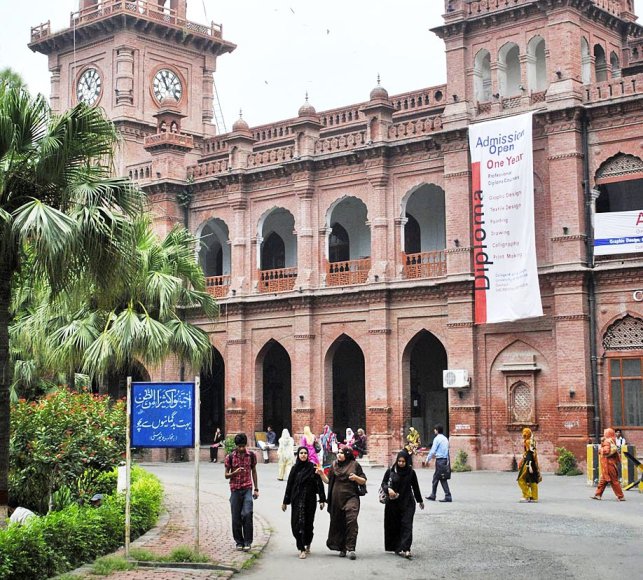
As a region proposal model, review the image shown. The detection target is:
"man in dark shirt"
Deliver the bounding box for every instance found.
[225,433,259,550]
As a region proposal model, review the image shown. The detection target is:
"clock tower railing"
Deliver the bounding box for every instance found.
[32,0,223,43]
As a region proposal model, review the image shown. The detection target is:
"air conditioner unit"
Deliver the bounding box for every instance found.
[443,369,469,389]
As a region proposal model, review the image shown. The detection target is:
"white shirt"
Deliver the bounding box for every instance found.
[10,507,36,525]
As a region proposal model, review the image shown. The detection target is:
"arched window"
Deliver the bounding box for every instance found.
[610,51,621,79]
[329,223,350,263]
[404,213,421,254]
[261,232,285,270]
[595,154,643,213]
[594,44,608,82]
[473,49,492,102]
[581,37,591,85]
[527,36,547,91]
[498,42,521,97]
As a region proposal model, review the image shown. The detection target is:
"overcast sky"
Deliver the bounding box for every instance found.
[1,1,641,129]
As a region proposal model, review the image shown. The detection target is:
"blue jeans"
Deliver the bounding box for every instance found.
[230,488,254,547]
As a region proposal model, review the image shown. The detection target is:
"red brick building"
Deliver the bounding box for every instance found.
[30,0,643,468]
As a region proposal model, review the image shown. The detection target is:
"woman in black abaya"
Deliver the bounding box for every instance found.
[281,446,327,559]
[381,449,424,559]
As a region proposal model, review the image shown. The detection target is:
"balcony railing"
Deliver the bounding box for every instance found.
[403,251,446,279]
[326,258,371,287]
[205,275,230,298]
[258,268,297,293]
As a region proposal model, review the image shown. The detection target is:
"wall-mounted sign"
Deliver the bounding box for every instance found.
[594,210,643,256]
[131,382,195,448]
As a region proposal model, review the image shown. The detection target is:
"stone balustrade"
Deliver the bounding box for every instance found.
[258,268,297,293]
[326,259,371,287]
[403,251,447,280]
[205,275,231,298]
[583,73,643,103]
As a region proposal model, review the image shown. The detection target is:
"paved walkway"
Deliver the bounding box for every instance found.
[63,462,643,579]
[64,468,271,579]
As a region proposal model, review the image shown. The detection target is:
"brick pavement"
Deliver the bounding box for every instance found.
[62,480,271,579]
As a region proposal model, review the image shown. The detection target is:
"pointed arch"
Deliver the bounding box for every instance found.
[401,330,449,443]
[200,346,225,442]
[256,339,292,434]
[325,334,366,438]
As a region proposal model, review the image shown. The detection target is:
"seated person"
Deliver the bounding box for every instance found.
[90,493,103,507]
[352,428,367,458]
[257,425,277,463]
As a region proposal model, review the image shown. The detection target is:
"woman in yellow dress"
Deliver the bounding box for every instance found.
[517,427,541,502]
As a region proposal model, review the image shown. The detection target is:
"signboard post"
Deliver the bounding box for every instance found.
[125,379,200,556]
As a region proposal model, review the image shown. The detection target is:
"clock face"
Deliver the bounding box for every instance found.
[77,68,101,106]
[153,69,183,103]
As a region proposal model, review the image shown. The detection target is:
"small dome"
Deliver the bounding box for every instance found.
[370,75,389,100]
[370,85,389,100]
[232,117,249,132]
[298,93,317,116]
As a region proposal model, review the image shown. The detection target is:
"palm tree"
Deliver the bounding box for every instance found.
[0,84,144,514]
[12,217,218,398]
[0,68,26,90]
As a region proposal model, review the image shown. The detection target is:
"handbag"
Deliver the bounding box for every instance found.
[313,440,322,453]
[439,456,451,481]
[378,469,395,504]
[356,482,367,496]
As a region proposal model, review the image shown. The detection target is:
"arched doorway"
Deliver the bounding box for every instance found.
[406,330,448,444]
[200,347,225,444]
[330,335,366,441]
[262,340,292,435]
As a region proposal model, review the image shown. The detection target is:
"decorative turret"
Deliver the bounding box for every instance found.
[228,111,256,170]
[292,94,322,158]
[360,76,395,143]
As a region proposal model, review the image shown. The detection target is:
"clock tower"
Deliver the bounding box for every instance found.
[29,0,235,178]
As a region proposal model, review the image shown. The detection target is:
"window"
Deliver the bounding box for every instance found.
[404,213,421,254]
[510,381,534,424]
[261,232,285,270]
[329,223,350,263]
[610,357,642,427]
[473,49,492,102]
[595,154,643,213]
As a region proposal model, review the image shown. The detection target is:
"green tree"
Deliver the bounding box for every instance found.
[0,68,26,91]
[0,84,144,516]
[11,217,218,398]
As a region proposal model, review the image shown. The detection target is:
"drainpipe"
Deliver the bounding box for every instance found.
[581,109,601,443]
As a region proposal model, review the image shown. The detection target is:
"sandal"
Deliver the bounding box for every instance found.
[405,551,413,559]
[299,551,307,559]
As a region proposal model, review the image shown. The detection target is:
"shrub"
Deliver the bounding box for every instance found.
[223,435,236,455]
[555,446,583,476]
[9,389,126,512]
[451,449,472,472]
[0,466,162,580]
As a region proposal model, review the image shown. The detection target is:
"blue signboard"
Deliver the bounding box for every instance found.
[131,382,195,448]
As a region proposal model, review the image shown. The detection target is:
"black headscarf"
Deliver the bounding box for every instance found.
[333,446,355,478]
[393,449,412,477]
[389,449,414,496]
[291,446,316,486]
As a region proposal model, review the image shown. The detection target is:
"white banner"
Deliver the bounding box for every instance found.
[468,112,542,324]
[594,210,643,255]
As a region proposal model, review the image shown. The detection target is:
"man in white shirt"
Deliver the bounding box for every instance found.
[424,424,453,503]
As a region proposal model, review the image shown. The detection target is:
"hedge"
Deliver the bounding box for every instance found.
[0,465,162,580]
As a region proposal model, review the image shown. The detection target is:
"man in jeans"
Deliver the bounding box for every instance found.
[225,433,259,550]
[424,424,452,503]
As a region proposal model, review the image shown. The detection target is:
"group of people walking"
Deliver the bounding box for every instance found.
[223,423,629,561]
